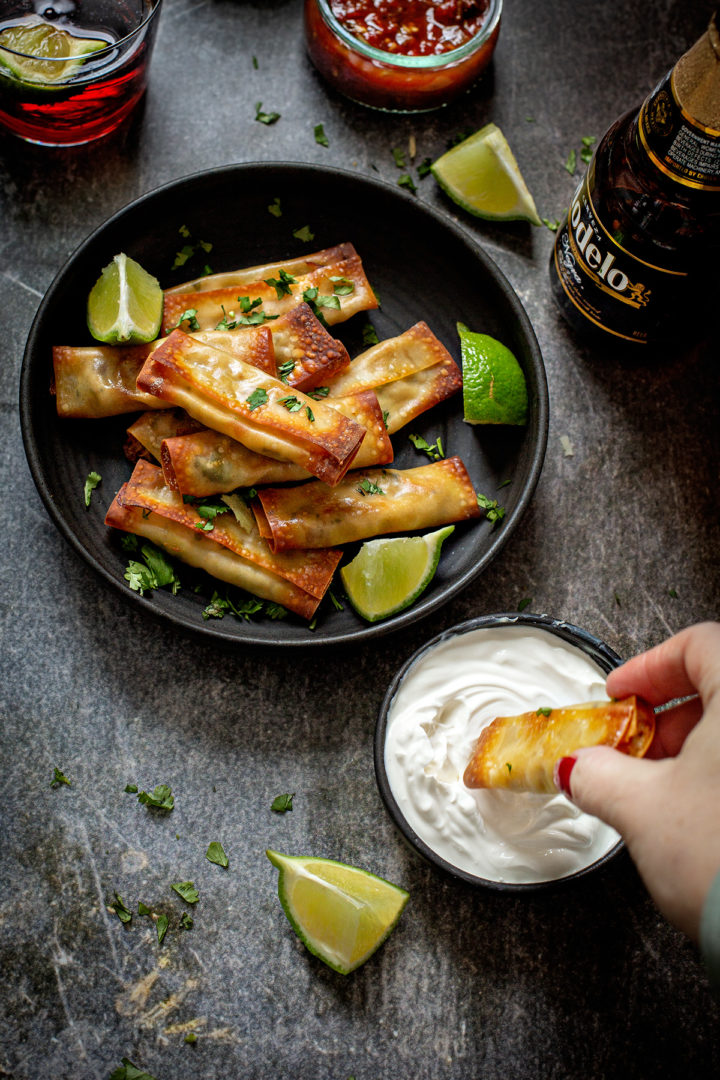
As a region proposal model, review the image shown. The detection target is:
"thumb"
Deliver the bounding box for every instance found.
[558,745,664,836]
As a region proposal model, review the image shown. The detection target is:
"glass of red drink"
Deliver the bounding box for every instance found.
[304,0,502,112]
[0,0,162,146]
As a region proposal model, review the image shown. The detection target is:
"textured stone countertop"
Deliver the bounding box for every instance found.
[1,1,719,1077]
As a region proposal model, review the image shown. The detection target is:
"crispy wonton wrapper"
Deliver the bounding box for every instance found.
[463,696,656,795]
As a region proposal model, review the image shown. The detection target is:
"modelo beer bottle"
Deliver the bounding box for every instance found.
[550,10,720,347]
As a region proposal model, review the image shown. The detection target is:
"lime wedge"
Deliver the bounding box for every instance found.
[266,850,409,974]
[87,253,164,345]
[431,123,542,225]
[0,17,106,85]
[340,525,454,623]
[458,323,528,425]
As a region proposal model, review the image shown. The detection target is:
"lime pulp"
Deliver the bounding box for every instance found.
[87,253,164,345]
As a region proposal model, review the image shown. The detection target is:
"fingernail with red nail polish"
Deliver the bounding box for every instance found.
[554,755,577,798]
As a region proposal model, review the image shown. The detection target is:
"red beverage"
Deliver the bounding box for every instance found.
[0,0,162,145]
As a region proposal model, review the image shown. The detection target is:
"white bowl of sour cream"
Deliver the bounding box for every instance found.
[376,614,625,890]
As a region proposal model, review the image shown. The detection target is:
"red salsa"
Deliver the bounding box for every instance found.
[304,0,500,112]
[328,0,491,56]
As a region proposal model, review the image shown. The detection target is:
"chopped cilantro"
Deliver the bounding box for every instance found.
[108,1057,158,1080]
[277,359,296,382]
[409,433,444,461]
[306,406,315,423]
[137,784,174,811]
[137,901,151,915]
[172,228,213,273]
[357,478,384,496]
[206,841,229,868]
[184,1033,198,1044]
[125,783,138,793]
[156,913,169,945]
[183,495,229,533]
[417,156,433,178]
[264,268,296,299]
[392,146,406,168]
[506,763,512,774]
[112,892,132,925]
[172,881,199,904]
[268,196,282,218]
[564,148,577,175]
[124,542,181,596]
[314,122,329,147]
[271,792,294,813]
[328,589,344,612]
[517,597,532,611]
[180,912,194,930]
[247,388,268,411]
[362,322,379,346]
[668,587,678,598]
[84,470,101,508]
[255,101,280,125]
[580,135,596,164]
[476,492,505,523]
[536,706,552,717]
[329,275,355,296]
[50,766,71,788]
[252,55,258,69]
[293,225,315,242]
[279,395,303,412]
[307,385,330,400]
[264,602,288,620]
[171,307,200,331]
[447,128,473,149]
[398,173,417,194]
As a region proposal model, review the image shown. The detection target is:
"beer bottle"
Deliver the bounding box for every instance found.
[549,10,720,347]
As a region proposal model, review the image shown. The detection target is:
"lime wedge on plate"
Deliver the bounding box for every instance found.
[87,253,164,345]
[458,323,528,425]
[431,123,542,225]
[266,850,409,974]
[340,525,455,623]
[0,17,106,84]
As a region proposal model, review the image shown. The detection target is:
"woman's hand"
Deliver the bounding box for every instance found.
[558,622,720,939]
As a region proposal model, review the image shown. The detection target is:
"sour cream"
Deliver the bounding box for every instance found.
[383,623,621,884]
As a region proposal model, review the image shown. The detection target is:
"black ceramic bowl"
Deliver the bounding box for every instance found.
[375,612,626,892]
[20,161,548,648]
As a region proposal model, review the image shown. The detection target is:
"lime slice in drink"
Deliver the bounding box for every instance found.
[458,323,528,425]
[266,850,409,974]
[87,253,164,345]
[431,123,542,225]
[340,525,454,623]
[0,18,106,85]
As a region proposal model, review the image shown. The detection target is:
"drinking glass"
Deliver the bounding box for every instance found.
[0,0,162,145]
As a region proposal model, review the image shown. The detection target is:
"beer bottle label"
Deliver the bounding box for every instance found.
[639,72,720,191]
[553,170,689,344]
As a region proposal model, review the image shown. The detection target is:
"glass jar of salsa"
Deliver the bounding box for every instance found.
[304,0,502,112]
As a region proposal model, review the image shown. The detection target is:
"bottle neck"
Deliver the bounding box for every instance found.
[636,19,720,193]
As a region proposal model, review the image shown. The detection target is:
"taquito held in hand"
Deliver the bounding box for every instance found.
[463,696,655,794]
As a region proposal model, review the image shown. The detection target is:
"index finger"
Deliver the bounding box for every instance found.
[606,622,720,706]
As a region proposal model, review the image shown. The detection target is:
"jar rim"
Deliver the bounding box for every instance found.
[313,0,503,69]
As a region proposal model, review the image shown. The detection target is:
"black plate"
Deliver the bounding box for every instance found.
[20,162,548,647]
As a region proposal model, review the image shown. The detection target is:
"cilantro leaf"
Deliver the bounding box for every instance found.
[314,122,329,147]
[518,597,532,611]
[125,784,138,794]
[362,322,379,347]
[329,275,355,296]
[247,388,268,411]
[306,406,315,423]
[126,542,181,597]
[293,225,315,242]
[172,881,199,904]
[564,148,577,175]
[417,156,433,178]
[476,493,506,524]
[271,792,294,813]
[264,268,296,299]
[156,913,169,945]
[84,470,101,508]
[137,901,151,915]
[357,478,384,496]
[206,841,229,868]
[398,173,417,194]
[180,912,194,930]
[392,146,406,168]
[536,706,552,717]
[137,784,174,811]
[279,395,303,412]
[307,385,329,400]
[171,307,200,331]
[112,892,132,925]
[277,359,296,383]
[268,196,282,218]
[580,135,596,164]
[409,433,444,461]
[255,101,280,125]
[264,602,288,620]
[50,766,71,788]
[108,1058,158,1080]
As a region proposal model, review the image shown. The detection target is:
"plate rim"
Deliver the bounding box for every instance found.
[19,160,549,648]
